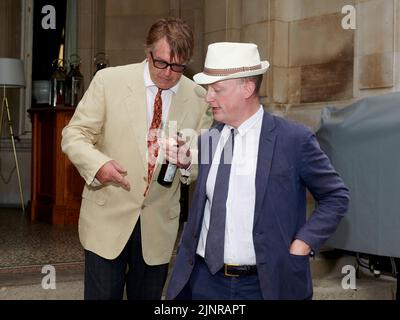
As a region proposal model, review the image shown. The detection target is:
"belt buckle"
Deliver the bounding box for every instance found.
[224,264,240,277]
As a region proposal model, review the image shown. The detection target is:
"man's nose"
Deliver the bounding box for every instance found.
[205,89,214,103]
[164,66,172,76]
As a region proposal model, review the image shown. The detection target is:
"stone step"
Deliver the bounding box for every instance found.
[310,249,398,300]
[310,249,358,280]
[2,276,396,300]
[0,255,397,300]
[313,269,397,300]
[0,280,83,300]
[0,262,84,300]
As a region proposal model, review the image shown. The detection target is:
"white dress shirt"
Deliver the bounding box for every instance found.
[143,61,180,128]
[197,106,264,265]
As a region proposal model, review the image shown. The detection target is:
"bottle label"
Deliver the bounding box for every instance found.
[164,164,177,182]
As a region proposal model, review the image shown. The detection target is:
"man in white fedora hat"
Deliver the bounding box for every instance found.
[166,42,349,299]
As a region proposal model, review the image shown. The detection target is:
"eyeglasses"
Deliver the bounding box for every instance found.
[150,52,187,73]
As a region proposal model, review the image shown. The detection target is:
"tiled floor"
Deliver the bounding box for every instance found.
[0,207,183,299]
[0,208,84,269]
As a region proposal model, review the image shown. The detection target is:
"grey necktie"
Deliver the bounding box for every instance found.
[205,128,237,275]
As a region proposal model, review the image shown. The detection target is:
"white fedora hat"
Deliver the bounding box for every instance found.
[193,42,269,85]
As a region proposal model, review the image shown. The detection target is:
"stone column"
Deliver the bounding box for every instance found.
[204,0,242,47]
[104,0,170,68]
[355,0,398,97]
[170,0,205,77]
[241,0,272,101]
[78,0,106,90]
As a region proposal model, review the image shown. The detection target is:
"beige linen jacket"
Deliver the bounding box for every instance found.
[61,61,212,264]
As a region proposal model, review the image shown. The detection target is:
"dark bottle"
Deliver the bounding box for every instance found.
[65,54,84,107]
[93,52,109,76]
[49,59,66,107]
[157,132,185,187]
[157,161,178,187]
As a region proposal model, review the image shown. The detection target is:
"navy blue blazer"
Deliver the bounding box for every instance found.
[166,110,350,300]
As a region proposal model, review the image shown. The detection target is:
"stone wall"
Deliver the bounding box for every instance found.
[170,0,205,79]
[356,0,399,96]
[204,0,400,130]
[104,0,170,67]
[77,0,205,89]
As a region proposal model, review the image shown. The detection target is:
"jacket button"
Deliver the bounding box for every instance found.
[193,233,197,240]
[189,259,194,266]
[143,176,147,182]
[141,205,146,210]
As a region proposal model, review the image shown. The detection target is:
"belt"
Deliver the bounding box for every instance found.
[222,264,258,277]
[197,255,257,277]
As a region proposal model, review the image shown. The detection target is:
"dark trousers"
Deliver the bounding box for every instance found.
[189,255,263,300]
[84,220,169,300]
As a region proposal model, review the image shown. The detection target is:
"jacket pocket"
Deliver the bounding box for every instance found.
[289,252,310,271]
[168,204,180,219]
[82,187,107,206]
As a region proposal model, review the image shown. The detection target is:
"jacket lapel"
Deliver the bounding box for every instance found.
[167,93,190,132]
[254,112,276,226]
[123,63,148,171]
[202,122,224,184]
[193,123,224,229]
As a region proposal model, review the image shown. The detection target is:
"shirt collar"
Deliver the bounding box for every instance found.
[226,106,264,137]
[144,60,180,94]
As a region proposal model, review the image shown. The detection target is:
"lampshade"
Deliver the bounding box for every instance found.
[0,58,25,88]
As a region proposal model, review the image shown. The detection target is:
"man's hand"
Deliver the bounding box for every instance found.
[161,136,191,169]
[289,239,311,256]
[95,160,131,190]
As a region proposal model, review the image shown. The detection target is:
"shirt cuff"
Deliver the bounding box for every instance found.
[179,163,192,177]
[90,177,102,187]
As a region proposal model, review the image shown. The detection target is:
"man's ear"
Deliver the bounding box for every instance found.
[242,79,256,99]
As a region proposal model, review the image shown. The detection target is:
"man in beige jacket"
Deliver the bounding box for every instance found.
[61,17,212,300]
